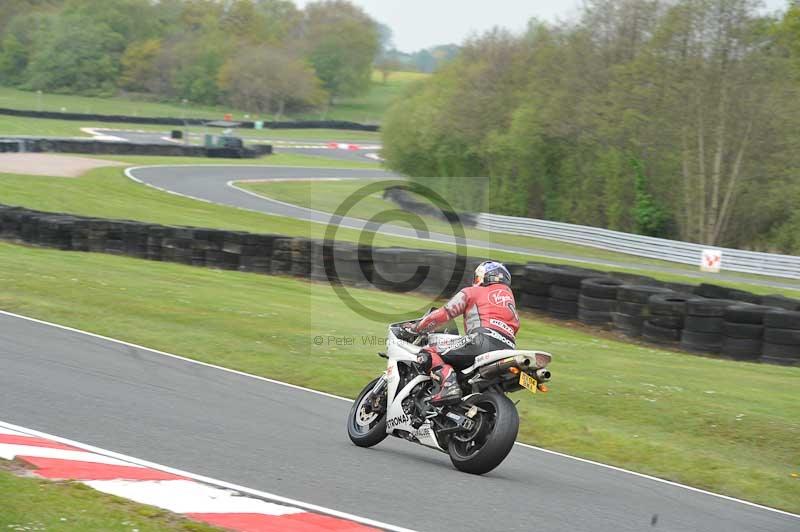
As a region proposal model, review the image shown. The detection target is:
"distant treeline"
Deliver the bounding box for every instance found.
[383,0,800,254]
[377,44,461,74]
[0,0,382,115]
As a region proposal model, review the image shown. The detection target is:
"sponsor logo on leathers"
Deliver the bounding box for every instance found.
[490,318,515,336]
[489,289,513,306]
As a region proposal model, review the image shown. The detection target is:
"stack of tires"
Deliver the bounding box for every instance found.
[120,221,151,260]
[517,264,560,312]
[270,238,293,274]
[726,288,762,305]
[160,227,194,265]
[289,238,313,277]
[238,233,276,274]
[547,268,594,320]
[721,305,770,361]
[578,278,623,326]
[36,215,75,250]
[762,310,800,365]
[680,299,737,353]
[0,206,23,240]
[643,293,692,345]
[761,295,800,311]
[692,283,731,300]
[612,285,672,337]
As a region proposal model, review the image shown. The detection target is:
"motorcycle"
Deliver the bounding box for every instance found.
[347,316,553,474]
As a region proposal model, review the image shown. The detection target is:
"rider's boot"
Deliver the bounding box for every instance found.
[430,363,462,405]
[417,347,462,405]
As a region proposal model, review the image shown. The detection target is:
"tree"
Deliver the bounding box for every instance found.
[382,0,800,250]
[0,12,56,86]
[25,15,124,94]
[62,0,162,43]
[222,0,264,42]
[254,0,302,43]
[118,39,161,92]
[218,46,326,116]
[0,0,61,35]
[0,34,28,85]
[375,56,403,84]
[301,0,380,100]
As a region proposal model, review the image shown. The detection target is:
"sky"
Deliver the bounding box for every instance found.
[294,0,791,53]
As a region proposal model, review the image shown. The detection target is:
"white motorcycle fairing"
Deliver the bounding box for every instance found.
[380,327,552,451]
[382,327,444,451]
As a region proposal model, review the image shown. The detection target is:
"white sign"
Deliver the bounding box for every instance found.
[701,249,722,273]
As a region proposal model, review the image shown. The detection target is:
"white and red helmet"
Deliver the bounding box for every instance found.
[473,261,511,287]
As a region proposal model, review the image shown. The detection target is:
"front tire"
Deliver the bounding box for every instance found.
[347,377,388,448]
[447,392,519,474]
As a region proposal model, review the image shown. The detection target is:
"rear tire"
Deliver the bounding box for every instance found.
[448,392,519,475]
[347,377,388,448]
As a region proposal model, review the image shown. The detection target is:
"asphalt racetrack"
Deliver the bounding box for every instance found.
[127,162,798,290]
[0,312,797,531]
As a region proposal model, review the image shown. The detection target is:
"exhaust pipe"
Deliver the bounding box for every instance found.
[478,355,535,379]
[535,368,551,381]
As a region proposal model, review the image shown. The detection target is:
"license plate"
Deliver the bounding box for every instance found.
[519,372,537,394]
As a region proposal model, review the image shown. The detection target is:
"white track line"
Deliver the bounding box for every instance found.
[0,418,416,532]
[80,128,127,142]
[0,309,798,520]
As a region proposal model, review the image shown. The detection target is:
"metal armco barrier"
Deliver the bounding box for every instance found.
[475,213,800,280]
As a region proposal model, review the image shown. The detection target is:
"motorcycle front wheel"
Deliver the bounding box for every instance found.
[347,377,388,447]
[447,392,519,474]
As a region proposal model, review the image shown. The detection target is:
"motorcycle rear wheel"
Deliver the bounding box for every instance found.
[447,392,519,474]
[347,377,388,447]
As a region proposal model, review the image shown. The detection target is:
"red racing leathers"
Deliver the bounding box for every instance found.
[411,282,520,404]
[415,283,520,340]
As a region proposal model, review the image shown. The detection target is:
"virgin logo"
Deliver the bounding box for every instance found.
[489,289,513,306]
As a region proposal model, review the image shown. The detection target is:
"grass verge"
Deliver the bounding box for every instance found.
[0,461,220,531]
[0,241,797,513]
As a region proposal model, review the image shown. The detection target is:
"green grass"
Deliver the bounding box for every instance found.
[237,178,398,220]
[0,241,797,513]
[0,114,382,142]
[0,70,427,124]
[1,166,798,299]
[0,464,220,531]
[236,178,800,295]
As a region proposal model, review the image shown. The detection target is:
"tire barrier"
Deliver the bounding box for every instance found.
[762,310,800,365]
[613,285,673,338]
[578,278,622,326]
[2,202,799,365]
[643,293,692,345]
[0,137,271,158]
[0,107,379,131]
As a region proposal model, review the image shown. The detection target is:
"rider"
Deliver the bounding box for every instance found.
[405,261,519,405]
